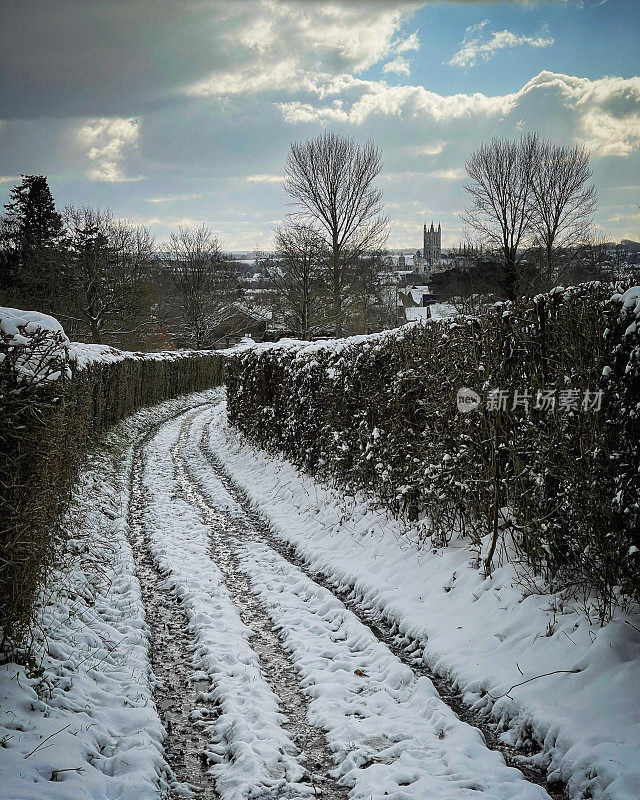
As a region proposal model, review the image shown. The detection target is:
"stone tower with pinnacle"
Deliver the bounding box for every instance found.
[422,221,441,274]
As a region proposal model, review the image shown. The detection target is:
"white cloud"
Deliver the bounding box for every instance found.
[383,58,411,76]
[517,71,640,157]
[428,168,466,180]
[0,175,19,184]
[413,141,447,156]
[186,1,423,97]
[276,71,640,162]
[246,174,284,183]
[277,81,513,125]
[579,108,640,157]
[605,211,640,223]
[381,167,465,181]
[448,20,554,69]
[395,31,420,53]
[145,193,203,203]
[143,216,214,231]
[381,170,425,181]
[188,60,302,97]
[77,117,141,182]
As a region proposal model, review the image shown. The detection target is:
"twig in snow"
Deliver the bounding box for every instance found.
[88,636,127,670]
[51,767,84,781]
[75,635,126,670]
[24,725,70,758]
[624,619,640,634]
[487,668,582,700]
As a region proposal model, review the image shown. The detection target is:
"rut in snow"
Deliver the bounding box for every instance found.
[171,411,350,800]
[190,404,564,800]
[129,442,219,800]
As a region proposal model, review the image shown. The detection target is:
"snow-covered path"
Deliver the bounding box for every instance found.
[131,402,553,800]
[8,394,635,799]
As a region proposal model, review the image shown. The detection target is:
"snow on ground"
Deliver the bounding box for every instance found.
[0,390,220,800]
[3,390,639,800]
[206,401,640,800]
[238,541,548,799]
[428,302,458,320]
[185,408,549,798]
[140,412,313,799]
[403,306,431,321]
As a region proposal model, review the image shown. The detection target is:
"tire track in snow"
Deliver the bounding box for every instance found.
[171,411,350,800]
[195,405,562,794]
[190,403,562,798]
[142,410,344,799]
[130,440,219,799]
[176,405,553,800]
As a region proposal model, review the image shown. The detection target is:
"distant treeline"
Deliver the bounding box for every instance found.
[4,132,635,350]
[0,176,246,351]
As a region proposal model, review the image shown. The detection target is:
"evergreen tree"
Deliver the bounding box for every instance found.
[0,175,65,306]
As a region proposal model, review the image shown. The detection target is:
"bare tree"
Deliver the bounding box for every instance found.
[567,233,629,284]
[165,224,237,349]
[530,141,596,287]
[61,206,154,344]
[462,134,538,300]
[284,131,388,335]
[349,250,395,334]
[265,224,325,340]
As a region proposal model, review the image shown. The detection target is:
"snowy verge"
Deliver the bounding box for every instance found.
[0,389,221,800]
[207,402,640,800]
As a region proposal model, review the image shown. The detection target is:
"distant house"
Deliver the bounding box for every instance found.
[391,252,415,269]
[396,284,438,324]
[212,303,269,349]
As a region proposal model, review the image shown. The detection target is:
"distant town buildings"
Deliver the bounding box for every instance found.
[390,222,442,279]
[392,223,444,323]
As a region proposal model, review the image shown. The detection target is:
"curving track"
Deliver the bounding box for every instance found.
[129,402,556,800]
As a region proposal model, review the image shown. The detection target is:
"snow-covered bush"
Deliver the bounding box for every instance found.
[603,287,640,605]
[0,307,73,387]
[0,308,224,654]
[227,282,640,620]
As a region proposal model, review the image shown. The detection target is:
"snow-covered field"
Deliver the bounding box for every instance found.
[2,394,638,800]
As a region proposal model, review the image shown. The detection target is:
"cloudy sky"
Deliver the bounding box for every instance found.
[1,0,638,250]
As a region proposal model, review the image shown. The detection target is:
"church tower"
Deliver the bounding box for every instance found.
[422,221,442,276]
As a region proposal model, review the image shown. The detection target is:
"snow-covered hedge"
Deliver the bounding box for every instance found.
[0,308,224,652]
[227,283,640,619]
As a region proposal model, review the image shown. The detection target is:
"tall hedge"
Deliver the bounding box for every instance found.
[227,283,640,620]
[1,322,224,654]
